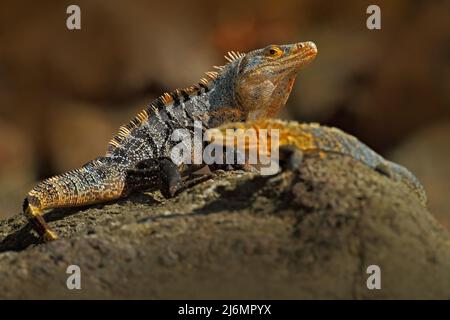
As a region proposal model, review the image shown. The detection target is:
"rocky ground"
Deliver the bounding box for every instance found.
[1,1,449,223]
[0,155,449,299]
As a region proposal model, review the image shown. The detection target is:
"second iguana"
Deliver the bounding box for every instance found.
[210,119,427,206]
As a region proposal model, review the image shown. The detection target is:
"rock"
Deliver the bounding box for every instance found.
[0,155,449,299]
[389,122,450,228]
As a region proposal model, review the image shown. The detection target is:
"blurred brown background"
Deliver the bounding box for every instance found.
[0,0,449,225]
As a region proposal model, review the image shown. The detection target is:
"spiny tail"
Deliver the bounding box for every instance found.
[23,159,126,240]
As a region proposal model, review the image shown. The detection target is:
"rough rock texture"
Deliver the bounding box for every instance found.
[0,155,449,299]
[389,121,450,228]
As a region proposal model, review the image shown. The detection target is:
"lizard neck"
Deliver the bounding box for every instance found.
[204,60,247,127]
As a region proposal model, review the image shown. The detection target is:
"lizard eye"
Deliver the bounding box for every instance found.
[266,46,283,58]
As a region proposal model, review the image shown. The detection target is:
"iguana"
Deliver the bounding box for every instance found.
[209,119,427,206]
[23,42,318,241]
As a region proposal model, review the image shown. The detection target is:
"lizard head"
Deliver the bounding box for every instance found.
[235,41,317,120]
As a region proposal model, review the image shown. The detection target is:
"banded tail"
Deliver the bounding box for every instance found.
[23,159,126,240]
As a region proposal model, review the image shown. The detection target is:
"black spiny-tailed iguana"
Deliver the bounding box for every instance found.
[23,42,318,241]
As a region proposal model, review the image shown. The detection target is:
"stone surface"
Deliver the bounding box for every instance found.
[389,121,450,228]
[0,155,449,299]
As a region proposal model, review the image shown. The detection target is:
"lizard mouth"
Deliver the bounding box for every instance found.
[303,48,317,59]
[297,41,318,63]
[300,50,317,65]
[280,41,317,70]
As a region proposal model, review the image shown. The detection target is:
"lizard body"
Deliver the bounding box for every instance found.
[23,42,318,241]
[212,119,427,206]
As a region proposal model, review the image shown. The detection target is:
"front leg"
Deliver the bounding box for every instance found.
[126,158,212,198]
[126,158,182,198]
[208,144,302,174]
[207,146,259,173]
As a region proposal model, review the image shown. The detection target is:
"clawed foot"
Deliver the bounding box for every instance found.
[128,158,214,199]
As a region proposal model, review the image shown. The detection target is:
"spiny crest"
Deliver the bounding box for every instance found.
[107,106,153,154]
[205,71,219,79]
[106,49,246,155]
[224,50,245,63]
[161,92,173,104]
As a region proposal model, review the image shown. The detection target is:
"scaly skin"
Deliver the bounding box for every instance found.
[23,42,318,241]
[212,119,427,206]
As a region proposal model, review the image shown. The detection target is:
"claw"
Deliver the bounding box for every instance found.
[43,229,58,241]
[24,199,59,242]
